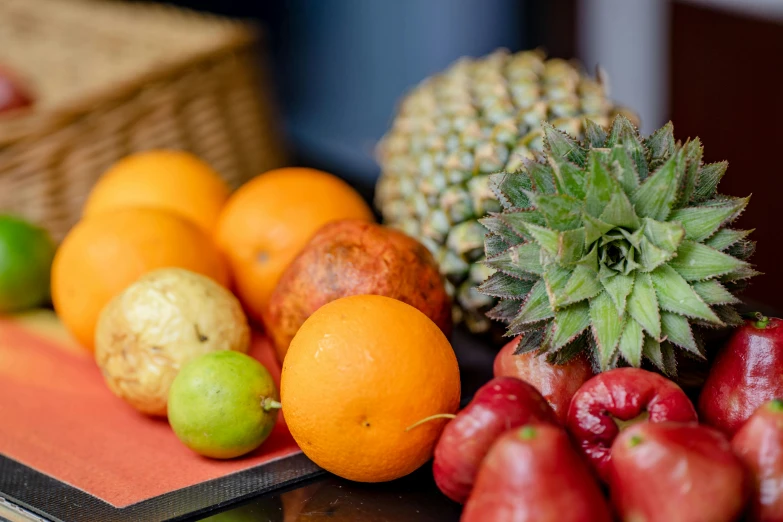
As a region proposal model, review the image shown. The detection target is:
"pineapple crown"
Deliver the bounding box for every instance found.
[479,115,758,375]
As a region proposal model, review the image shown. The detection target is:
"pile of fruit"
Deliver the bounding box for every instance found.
[433,316,783,521]
[0,148,457,467]
[1,47,781,521]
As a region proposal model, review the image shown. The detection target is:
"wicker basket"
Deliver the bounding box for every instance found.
[0,0,287,240]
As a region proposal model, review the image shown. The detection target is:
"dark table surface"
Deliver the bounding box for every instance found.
[197,467,462,522]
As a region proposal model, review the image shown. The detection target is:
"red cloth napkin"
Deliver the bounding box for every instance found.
[0,313,299,508]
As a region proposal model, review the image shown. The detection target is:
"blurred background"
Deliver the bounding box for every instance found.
[164,0,783,310]
[2,0,782,306]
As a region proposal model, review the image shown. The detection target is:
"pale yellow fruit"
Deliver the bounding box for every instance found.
[94,268,250,416]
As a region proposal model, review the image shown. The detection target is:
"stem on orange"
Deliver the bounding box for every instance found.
[405,413,457,432]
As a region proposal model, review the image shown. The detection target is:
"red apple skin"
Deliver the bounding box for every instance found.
[433,376,558,504]
[566,367,698,482]
[732,398,783,521]
[461,424,612,522]
[493,335,594,424]
[700,318,783,437]
[610,422,748,522]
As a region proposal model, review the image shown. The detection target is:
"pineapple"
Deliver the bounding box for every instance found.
[375,48,634,333]
[480,115,758,374]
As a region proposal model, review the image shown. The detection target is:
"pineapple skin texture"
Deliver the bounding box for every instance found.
[375,49,633,333]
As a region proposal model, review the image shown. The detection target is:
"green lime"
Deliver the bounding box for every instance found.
[168,351,281,459]
[0,215,56,314]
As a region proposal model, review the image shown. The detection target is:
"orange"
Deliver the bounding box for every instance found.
[281,295,460,483]
[82,150,230,234]
[214,167,373,323]
[51,207,229,351]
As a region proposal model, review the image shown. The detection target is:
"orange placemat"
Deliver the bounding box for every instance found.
[0,311,320,521]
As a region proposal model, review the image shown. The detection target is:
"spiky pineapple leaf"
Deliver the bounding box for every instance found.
[547,333,589,365]
[642,218,685,252]
[599,190,641,230]
[498,210,547,238]
[544,266,572,308]
[510,279,554,326]
[692,161,727,203]
[661,342,678,376]
[558,228,586,265]
[643,337,665,372]
[620,227,644,249]
[584,119,608,148]
[486,298,521,323]
[559,264,603,307]
[528,162,557,195]
[484,242,544,276]
[602,273,634,316]
[479,116,756,374]
[480,215,526,246]
[676,138,703,208]
[705,228,753,251]
[668,197,747,242]
[691,279,740,305]
[549,157,586,199]
[645,121,675,171]
[478,272,536,299]
[631,151,682,220]
[528,193,583,231]
[485,233,510,257]
[726,239,756,261]
[551,302,591,350]
[721,265,762,282]
[713,305,744,326]
[723,279,749,295]
[670,240,749,281]
[661,312,702,357]
[513,327,547,354]
[521,223,557,255]
[490,172,532,209]
[650,265,721,323]
[543,123,586,166]
[583,214,615,245]
[577,244,600,272]
[638,236,675,272]
[585,152,622,217]
[627,272,661,339]
[642,339,678,376]
[590,291,624,369]
[608,115,648,180]
[610,145,640,194]
[618,318,644,366]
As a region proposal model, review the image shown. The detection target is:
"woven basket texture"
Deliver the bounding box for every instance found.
[0,0,287,240]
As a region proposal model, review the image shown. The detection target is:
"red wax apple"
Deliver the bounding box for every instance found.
[566,367,698,481]
[610,422,747,522]
[700,316,783,436]
[461,424,612,522]
[0,65,33,113]
[494,335,594,424]
[432,376,558,504]
[732,398,783,521]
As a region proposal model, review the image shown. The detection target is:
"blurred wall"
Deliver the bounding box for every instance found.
[278,0,523,187]
[160,0,586,195]
[577,0,669,134]
[670,1,783,310]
